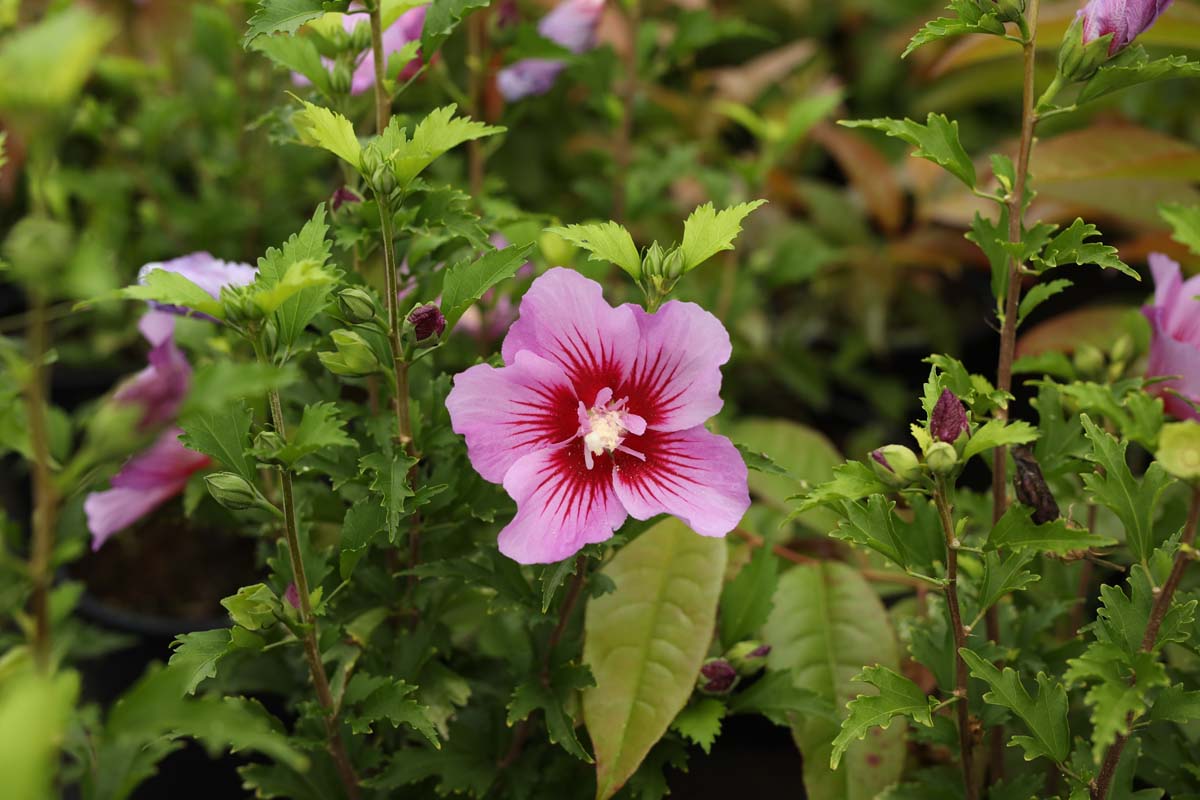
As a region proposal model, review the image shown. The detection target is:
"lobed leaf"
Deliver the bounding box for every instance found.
[545,221,643,279]
[959,649,1070,764]
[679,200,767,273]
[830,666,935,769]
[244,0,326,45]
[841,113,976,188]
[440,243,536,330]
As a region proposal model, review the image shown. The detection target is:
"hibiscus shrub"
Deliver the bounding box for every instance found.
[2,1,1200,800]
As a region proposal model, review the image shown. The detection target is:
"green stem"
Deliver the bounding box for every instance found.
[368,3,388,135]
[375,201,413,448]
[25,292,57,672]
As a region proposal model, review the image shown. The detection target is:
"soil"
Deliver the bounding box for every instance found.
[72,505,258,623]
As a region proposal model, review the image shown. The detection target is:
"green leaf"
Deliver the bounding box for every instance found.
[678,200,767,272]
[967,209,1011,307]
[254,205,336,350]
[292,100,361,168]
[841,113,976,188]
[0,666,80,800]
[986,505,1116,555]
[360,450,418,536]
[340,502,387,579]
[387,105,503,188]
[1160,202,1200,257]
[830,495,916,571]
[243,0,326,45]
[731,418,842,533]
[507,663,595,762]
[119,269,224,320]
[1080,414,1174,563]
[1017,278,1073,326]
[1064,643,1167,761]
[976,549,1040,616]
[671,698,726,755]
[902,0,1006,58]
[793,460,891,512]
[251,34,332,95]
[831,666,935,769]
[1149,684,1200,723]
[440,243,536,329]
[959,649,1070,764]
[583,518,727,800]
[725,670,835,727]
[764,562,906,800]
[1033,218,1139,280]
[1090,566,1196,656]
[1078,48,1200,104]
[249,258,337,315]
[181,362,299,418]
[179,403,254,481]
[345,673,439,746]
[962,419,1039,462]
[420,0,490,54]
[221,584,280,632]
[271,402,356,465]
[545,221,643,279]
[719,540,779,648]
[0,7,115,113]
[168,630,233,695]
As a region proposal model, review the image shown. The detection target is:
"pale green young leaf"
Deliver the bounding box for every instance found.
[0,667,79,800]
[959,649,1070,764]
[830,666,934,769]
[1078,48,1200,104]
[545,221,642,279]
[671,698,726,755]
[679,200,767,272]
[252,35,332,95]
[220,584,280,632]
[119,270,224,320]
[793,460,891,512]
[719,539,779,648]
[1160,202,1200,257]
[962,419,1038,462]
[583,518,727,800]
[0,7,115,113]
[272,402,356,465]
[168,630,233,695]
[179,403,254,481]
[902,0,1005,58]
[1033,218,1139,280]
[440,243,536,329]
[421,0,490,54]
[986,505,1116,555]
[1080,414,1174,563]
[254,205,336,349]
[243,0,326,45]
[390,105,503,187]
[249,258,337,315]
[841,113,976,188]
[292,100,362,168]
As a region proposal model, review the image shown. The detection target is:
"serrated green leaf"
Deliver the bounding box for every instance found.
[830,495,915,571]
[346,673,439,746]
[793,460,891,512]
[181,361,299,418]
[1033,218,1139,280]
[271,402,356,465]
[254,205,336,350]
[387,105,503,187]
[243,0,326,45]
[902,0,1006,58]
[340,502,387,579]
[986,505,1116,554]
[719,539,778,648]
[1080,414,1174,563]
[1064,643,1167,761]
[1090,565,1196,656]
[725,669,835,726]
[679,200,766,272]
[764,562,906,800]
[1149,684,1200,723]
[361,450,417,536]
[831,666,934,769]
[546,221,642,279]
[1160,202,1200,257]
[440,243,535,329]
[959,649,1070,764]
[841,113,976,188]
[251,34,332,95]
[671,698,725,755]
[962,419,1038,462]
[119,269,224,320]
[179,403,254,481]
[976,550,1040,613]
[420,0,490,54]
[292,99,361,167]
[583,518,727,800]
[1078,47,1200,104]
[249,258,337,315]
[1018,278,1073,326]
[221,583,280,632]
[507,663,594,762]
[168,629,234,695]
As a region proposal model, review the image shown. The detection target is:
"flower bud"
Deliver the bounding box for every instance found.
[992,0,1025,22]
[284,583,301,610]
[349,21,373,53]
[223,290,265,326]
[926,441,960,476]
[408,304,446,343]
[320,329,382,376]
[641,241,666,279]
[1157,421,1200,481]
[370,164,397,198]
[662,248,687,280]
[1073,344,1106,378]
[697,658,739,696]
[253,430,286,465]
[205,472,263,511]
[870,445,922,487]
[1110,334,1134,367]
[725,641,771,676]
[931,389,970,444]
[337,287,377,323]
[331,60,353,95]
[1057,16,1115,83]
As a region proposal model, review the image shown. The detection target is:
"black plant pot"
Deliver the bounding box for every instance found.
[667,714,806,798]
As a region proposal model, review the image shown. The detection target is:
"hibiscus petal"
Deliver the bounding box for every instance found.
[1147,323,1200,422]
[84,429,211,549]
[539,0,604,53]
[498,443,628,563]
[619,300,731,432]
[447,350,580,483]
[497,59,567,101]
[612,427,749,538]
[501,268,638,402]
[113,335,191,430]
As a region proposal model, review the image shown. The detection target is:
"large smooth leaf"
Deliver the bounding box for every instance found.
[731,418,843,533]
[582,519,727,800]
[764,562,906,800]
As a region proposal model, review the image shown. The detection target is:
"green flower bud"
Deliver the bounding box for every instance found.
[991,0,1025,23]
[1073,344,1105,378]
[1057,17,1114,83]
[331,60,353,95]
[871,444,922,487]
[370,164,397,198]
[3,216,73,286]
[725,641,771,677]
[926,441,959,476]
[253,430,286,466]
[1110,334,1134,367]
[337,287,377,323]
[663,248,687,280]
[205,472,263,511]
[1157,421,1200,482]
[641,241,666,279]
[223,291,265,326]
[320,329,381,376]
[349,20,373,53]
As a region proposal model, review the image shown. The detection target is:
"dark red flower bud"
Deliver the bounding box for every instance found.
[284,583,301,610]
[408,304,446,342]
[697,658,739,695]
[331,186,361,211]
[931,389,970,443]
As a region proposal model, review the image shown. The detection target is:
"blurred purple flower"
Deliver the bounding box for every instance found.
[111,312,191,431]
[284,583,301,609]
[84,428,212,550]
[1080,0,1174,55]
[294,4,428,95]
[497,0,605,101]
[137,252,257,319]
[1143,253,1200,421]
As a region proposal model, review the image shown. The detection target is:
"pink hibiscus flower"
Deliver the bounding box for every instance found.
[446,268,749,564]
[1080,0,1173,56]
[137,252,257,320]
[1143,253,1200,421]
[497,0,605,101]
[293,4,428,95]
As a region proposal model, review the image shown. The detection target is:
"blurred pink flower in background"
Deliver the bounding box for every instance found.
[137,252,256,320]
[293,4,428,94]
[497,0,605,101]
[1142,253,1200,421]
